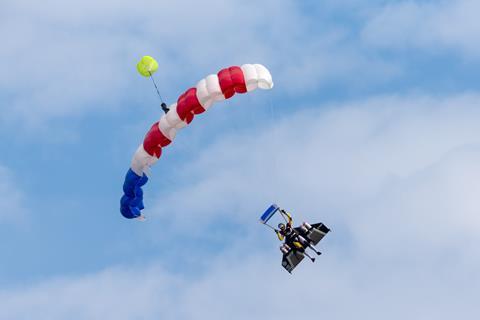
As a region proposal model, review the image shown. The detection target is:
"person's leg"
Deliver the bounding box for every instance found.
[304,251,315,262]
[298,235,321,255]
[308,244,322,255]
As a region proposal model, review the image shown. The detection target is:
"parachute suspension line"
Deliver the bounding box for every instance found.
[148,71,169,114]
[148,71,164,102]
[267,94,275,122]
[279,209,289,223]
[246,92,256,128]
[267,97,281,189]
[122,62,274,220]
[261,221,277,231]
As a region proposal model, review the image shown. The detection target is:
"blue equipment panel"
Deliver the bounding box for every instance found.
[260,204,279,223]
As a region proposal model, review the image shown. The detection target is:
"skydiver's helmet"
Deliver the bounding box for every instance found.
[278,223,286,231]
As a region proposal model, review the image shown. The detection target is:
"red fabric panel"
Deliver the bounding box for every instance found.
[184,112,194,124]
[229,66,247,94]
[143,122,171,157]
[176,87,205,124]
[176,91,188,120]
[218,66,247,99]
[218,68,235,99]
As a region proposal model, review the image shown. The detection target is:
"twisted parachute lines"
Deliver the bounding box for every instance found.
[121,64,273,219]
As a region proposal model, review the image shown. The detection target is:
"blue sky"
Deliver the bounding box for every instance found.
[1,0,479,318]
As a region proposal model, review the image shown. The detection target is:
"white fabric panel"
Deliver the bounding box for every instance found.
[196,78,214,110]
[165,103,187,129]
[254,64,274,89]
[131,144,159,175]
[241,64,259,92]
[158,116,177,141]
[205,74,225,102]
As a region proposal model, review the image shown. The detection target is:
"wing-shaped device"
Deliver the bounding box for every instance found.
[259,203,331,273]
[294,223,330,246]
[282,249,305,273]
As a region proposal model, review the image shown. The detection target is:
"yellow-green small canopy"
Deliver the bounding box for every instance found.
[137,56,158,77]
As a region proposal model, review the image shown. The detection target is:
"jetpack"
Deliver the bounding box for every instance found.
[259,204,331,273]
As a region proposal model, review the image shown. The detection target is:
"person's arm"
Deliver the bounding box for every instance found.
[280,209,293,226]
[275,229,284,241]
[285,211,293,227]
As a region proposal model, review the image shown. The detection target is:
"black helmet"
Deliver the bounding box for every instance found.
[278,223,286,230]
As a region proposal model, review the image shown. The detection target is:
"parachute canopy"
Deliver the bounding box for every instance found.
[137,56,159,77]
[121,62,273,219]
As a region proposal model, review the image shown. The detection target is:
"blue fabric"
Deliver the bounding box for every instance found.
[120,168,149,219]
[260,204,279,223]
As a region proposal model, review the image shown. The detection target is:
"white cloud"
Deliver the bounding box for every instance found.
[151,93,480,318]
[140,93,478,319]
[0,0,396,132]
[0,0,292,127]
[149,93,480,231]
[1,93,480,319]
[0,235,477,320]
[362,0,480,57]
[0,265,179,320]
[0,166,27,224]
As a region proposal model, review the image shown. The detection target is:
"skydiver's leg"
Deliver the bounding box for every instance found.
[297,235,322,255]
[306,243,321,255]
[304,251,315,262]
[308,244,322,255]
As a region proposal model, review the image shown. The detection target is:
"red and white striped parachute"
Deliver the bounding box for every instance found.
[121,63,274,219]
